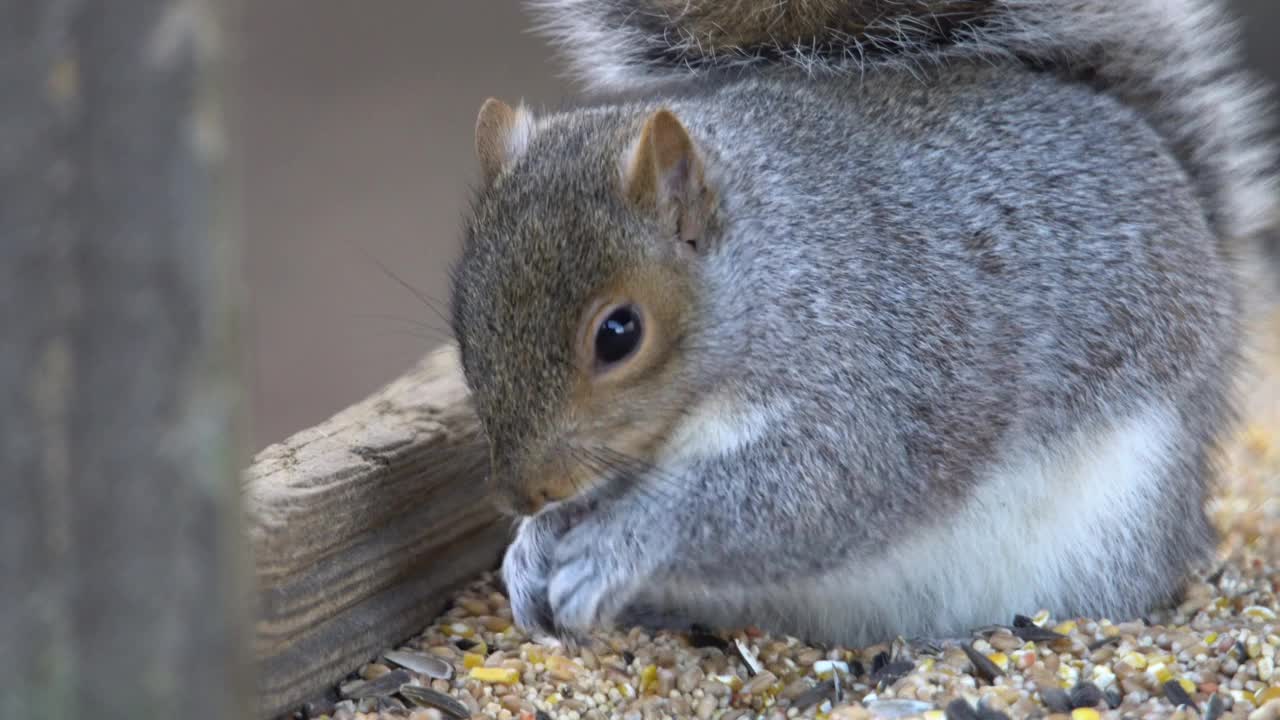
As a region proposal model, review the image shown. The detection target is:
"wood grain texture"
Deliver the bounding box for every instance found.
[246,346,507,719]
[0,1,250,718]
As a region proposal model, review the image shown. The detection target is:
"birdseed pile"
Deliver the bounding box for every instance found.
[302,320,1280,720]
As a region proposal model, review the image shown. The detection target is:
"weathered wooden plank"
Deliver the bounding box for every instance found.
[0,1,249,719]
[245,346,508,719]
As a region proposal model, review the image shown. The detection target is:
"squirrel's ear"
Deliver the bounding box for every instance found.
[624,109,713,244]
[475,97,534,185]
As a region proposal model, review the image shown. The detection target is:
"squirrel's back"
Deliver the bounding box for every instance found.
[531,0,1279,267]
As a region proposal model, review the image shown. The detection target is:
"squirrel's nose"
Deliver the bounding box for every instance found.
[509,489,545,512]
[489,457,577,516]
[489,487,545,517]
[513,487,556,516]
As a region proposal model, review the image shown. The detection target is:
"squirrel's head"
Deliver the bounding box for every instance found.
[451,98,721,517]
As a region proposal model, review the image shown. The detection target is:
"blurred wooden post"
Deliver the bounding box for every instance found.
[0,1,251,719]
[246,346,507,718]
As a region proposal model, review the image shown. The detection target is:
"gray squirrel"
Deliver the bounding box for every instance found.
[448,0,1280,645]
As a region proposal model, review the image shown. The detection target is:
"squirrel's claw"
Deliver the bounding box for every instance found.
[501,517,558,639]
[546,526,634,636]
[502,507,642,639]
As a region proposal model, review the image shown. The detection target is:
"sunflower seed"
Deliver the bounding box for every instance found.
[384,650,454,680]
[1203,693,1226,720]
[1069,681,1104,709]
[399,684,471,719]
[1040,687,1073,713]
[945,698,980,720]
[977,705,1011,720]
[1012,625,1068,643]
[871,660,914,686]
[1105,686,1123,709]
[733,638,763,676]
[340,669,411,699]
[871,650,890,674]
[961,643,1004,682]
[1163,679,1196,710]
[790,679,836,711]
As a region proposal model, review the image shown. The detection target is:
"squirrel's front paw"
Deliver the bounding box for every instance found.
[546,526,636,639]
[501,517,557,639]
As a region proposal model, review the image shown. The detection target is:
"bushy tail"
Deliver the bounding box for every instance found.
[529,0,1278,254]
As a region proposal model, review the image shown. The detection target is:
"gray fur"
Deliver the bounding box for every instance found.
[529,0,1279,254]
[452,61,1246,643]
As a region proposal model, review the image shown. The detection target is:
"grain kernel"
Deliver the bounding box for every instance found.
[469,667,519,684]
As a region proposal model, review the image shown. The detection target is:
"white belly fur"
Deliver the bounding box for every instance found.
[770,402,1180,642]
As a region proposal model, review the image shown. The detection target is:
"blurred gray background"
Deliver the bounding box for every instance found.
[236,1,1280,452]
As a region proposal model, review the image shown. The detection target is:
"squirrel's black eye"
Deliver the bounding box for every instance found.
[594,305,642,366]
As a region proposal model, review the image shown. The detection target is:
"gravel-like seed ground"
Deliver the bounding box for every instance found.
[308,315,1280,720]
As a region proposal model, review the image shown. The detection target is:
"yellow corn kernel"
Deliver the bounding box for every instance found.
[1256,687,1280,706]
[463,653,485,669]
[469,667,519,684]
[923,712,946,720]
[988,652,1010,671]
[1151,664,1174,684]
[1206,632,1219,645]
[1071,709,1100,720]
[1179,679,1196,697]
[1121,652,1148,670]
[545,655,580,681]
[1246,606,1278,621]
[545,693,561,706]
[1033,610,1051,626]
[471,640,489,656]
[640,664,658,694]
[525,647,545,665]
[1054,621,1078,635]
